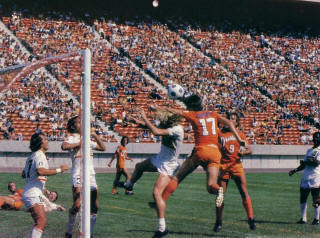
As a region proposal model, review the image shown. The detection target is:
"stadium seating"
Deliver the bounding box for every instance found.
[1,13,318,144]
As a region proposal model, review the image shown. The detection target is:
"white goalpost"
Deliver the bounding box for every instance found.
[0,49,92,238]
[81,48,91,238]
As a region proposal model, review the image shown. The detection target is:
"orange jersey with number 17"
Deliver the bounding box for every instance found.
[182,111,220,146]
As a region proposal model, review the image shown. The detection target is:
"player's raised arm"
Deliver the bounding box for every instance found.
[127,115,146,126]
[218,116,245,146]
[150,104,184,116]
[138,108,170,136]
[91,132,106,151]
[61,140,81,150]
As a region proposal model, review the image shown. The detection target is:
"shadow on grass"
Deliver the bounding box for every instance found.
[127,229,228,237]
[240,219,295,225]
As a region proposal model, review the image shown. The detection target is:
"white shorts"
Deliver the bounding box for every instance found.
[22,195,45,210]
[72,174,98,190]
[300,176,320,189]
[151,156,180,177]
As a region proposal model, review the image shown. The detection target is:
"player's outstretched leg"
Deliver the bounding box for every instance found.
[124,159,156,192]
[162,158,198,202]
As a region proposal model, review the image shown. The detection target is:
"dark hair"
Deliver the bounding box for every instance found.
[313,132,320,147]
[120,136,129,146]
[30,132,45,152]
[67,116,79,133]
[7,181,14,190]
[51,191,58,202]
[227,112,240,128]
[183,94,203,111]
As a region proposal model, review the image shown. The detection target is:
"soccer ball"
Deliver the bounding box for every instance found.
[167,83,184,99]
[152,0,159,7]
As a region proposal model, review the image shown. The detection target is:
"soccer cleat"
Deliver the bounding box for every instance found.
[65,232,72,238]
[296,218,307,224]
[248,218,256,230]
[312,219,319,225]
[125,190,134,195]
[215,187,224,207]
[213,220,222,232]
[124,181,133,191]
[152,229,168,238]
[112,188,118,195]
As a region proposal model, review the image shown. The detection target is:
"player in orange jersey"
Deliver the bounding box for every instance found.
[157,95,245,212]
[0,181,23,210]
[108,136,133,195]
[214,112,256,232]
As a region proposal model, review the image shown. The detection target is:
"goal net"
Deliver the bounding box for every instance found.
[0,49,92,238]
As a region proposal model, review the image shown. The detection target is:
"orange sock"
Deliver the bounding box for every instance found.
[162,178,178,202]
[242,196,254,219]
[209,184,220,194]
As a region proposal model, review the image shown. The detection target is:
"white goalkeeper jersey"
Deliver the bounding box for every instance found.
[65,133,97,184]
[301,146,320,188]
[22,150,48,198]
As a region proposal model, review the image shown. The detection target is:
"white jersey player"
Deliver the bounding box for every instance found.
[289,132,320,225]
[62,116,106,238]
[65,133,98,189]
[124,107,183,237]
[22,132,68,238]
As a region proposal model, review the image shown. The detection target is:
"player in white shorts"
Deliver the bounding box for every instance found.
[289,132,320,225]
[124,107,183,237]
[61,116,106,238]
[22,132,68,238]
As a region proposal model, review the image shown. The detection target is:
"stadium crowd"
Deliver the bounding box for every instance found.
[0,12,319,144]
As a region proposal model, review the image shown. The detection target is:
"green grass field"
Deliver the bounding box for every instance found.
[0,172,319,238]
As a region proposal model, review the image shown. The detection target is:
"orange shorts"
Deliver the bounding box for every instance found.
[190,145,221,169]
[14,200,23,210]
[220,161,245,180]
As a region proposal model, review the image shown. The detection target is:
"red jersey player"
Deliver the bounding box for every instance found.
[214,112,256,232]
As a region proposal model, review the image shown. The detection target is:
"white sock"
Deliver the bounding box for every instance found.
[301,202,307,222]
[315,206,320,220]
[30,227,42,238]
[66,212,78,234]
[90,214,97,235]
[158,218,166,232]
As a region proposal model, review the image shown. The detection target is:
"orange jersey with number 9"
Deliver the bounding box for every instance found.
[182,111,220,146]
[219,129,247,162]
